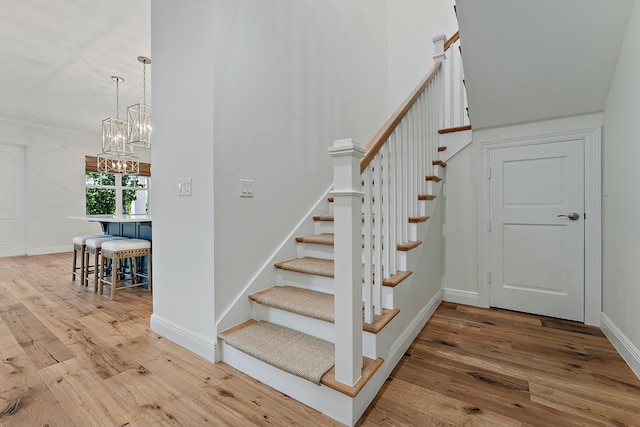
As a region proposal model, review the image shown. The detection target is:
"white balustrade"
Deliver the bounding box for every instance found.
[329,31,466,387]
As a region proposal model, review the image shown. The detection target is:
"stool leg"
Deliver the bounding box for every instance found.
[99,256,106,295]
[111,254,118,300]
[83,248,90,287]
[147,254,152,292]
[72,248,77,281]
[79,246,86,287]
[133,257,139,285]
[93,250,100,293]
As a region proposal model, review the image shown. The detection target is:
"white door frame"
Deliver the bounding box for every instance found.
[478,127,602,326]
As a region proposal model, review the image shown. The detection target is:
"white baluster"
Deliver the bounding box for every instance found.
[373,152,383,316]
[382,143,392,280]
[363,166,373,325]
[389,131,397,275]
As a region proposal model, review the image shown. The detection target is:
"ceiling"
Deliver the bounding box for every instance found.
[5,1,632,135]
[456,0,635,130]
[0,0,150,136]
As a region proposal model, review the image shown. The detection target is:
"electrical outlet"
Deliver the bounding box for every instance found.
[240,179,254,198]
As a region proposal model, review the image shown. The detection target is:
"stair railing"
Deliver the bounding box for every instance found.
[329,32,466,387]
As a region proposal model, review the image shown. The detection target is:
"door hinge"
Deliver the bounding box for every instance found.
[584,213,587,220]
[488,219,492,231]
[487,271,492,283]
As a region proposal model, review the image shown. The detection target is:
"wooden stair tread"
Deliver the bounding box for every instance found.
[296,234,421,253]
[295,233,335,246]
[438,146,447,152]
[217,319,257,340]
[249,285,400,334]
[384,270,413,288]
[438,124,472,134]
[275,257,412,287]
[275,257,334,278]
[219,319,385,397]
[314,214,368,222]
[426,175,443,183]
[321,356,384,398]
[313,214,335,222]
[418,194,437,201]
[397,240,422,251]
[408,216,430,224]
[432,160,447,168]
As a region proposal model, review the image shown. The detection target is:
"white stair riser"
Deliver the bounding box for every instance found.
[274,267,398,311]
[219,342,355,426]
[276,269,335,294]
[315,221,334,235]
[297,242,334,260]
[251,301,379,359]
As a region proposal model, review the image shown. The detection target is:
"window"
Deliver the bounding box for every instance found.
[84,156,151,215]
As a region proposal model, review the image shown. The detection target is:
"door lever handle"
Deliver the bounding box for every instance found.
[558,212,580,221]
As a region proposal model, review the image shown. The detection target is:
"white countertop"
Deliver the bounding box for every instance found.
[67,215,152,223]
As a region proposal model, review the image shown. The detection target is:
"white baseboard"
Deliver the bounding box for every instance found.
[388,289,443,366]
[600,312,640,380]
[27,245,72,256]
[150,314,216,362]
[442,288,479,306]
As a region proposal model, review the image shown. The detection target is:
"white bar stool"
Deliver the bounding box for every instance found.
[84,236,128,292]
[100,239,152,300]
[72,234,108,286]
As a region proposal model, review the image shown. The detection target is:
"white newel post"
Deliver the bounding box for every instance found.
[328,138,364,387]
[432,33,447,129]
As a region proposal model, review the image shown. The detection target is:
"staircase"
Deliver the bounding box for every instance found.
[216,30,470,426]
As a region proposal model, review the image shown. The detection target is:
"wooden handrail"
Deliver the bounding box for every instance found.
[444,31,459,52]
[360,61,442,174]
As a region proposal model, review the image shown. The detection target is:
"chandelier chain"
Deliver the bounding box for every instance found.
[115,78,120,119]
[143,61,147,106]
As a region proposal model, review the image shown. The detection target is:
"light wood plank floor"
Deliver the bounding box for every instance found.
[358,301,640,427]
[1,254,640,426]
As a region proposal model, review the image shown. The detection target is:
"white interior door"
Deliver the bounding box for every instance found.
[0,144,26,257]
[489,140,584,322]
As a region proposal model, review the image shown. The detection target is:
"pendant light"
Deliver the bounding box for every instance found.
[127,56,152,148]
[97,76,139,174]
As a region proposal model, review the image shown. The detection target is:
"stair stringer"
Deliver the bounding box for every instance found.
[439,128,472,162]
[214,184,334,357]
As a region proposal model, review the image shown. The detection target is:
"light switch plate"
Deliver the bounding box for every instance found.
[177,178,192,196]
[240,179,254,198]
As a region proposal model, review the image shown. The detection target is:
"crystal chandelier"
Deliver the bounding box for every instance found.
[97,76,139,174]
[127,56,152,149]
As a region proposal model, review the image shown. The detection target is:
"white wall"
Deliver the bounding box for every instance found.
[442,113,603,304]
[386,0,457,115]
[150,0,216,360]
[0,119,104,255]
[602,0,640,373]
[212,0,388,323]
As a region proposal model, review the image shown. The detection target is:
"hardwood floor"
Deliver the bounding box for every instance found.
[358,301,640,427]
[1,254,640,426]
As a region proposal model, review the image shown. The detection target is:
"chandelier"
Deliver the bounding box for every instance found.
[97,75,140,174]
[127,56,152,148]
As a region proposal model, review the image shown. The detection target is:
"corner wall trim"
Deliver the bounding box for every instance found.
[442,288,479,306]
[600,312,640,380]
[150,314,216,362]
